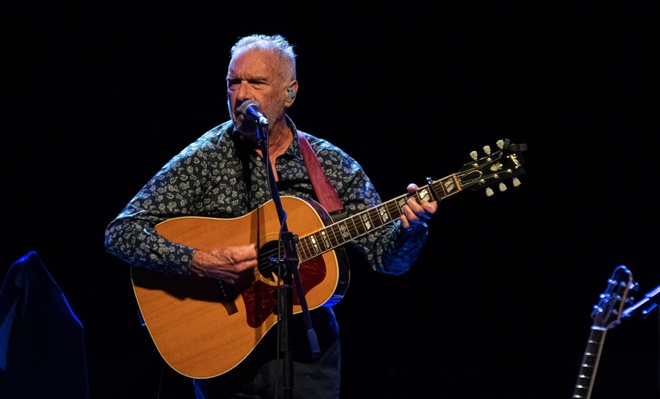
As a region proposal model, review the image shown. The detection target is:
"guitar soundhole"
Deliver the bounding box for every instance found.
[257,240,283,283]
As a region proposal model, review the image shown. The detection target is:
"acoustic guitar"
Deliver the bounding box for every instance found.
[130,139,527,378]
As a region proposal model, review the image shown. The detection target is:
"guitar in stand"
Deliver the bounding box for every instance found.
[572,265,637,399]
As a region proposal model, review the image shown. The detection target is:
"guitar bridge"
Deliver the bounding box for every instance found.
[217,281,239,314]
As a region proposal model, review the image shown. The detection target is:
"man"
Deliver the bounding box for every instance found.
[104,33,437,399]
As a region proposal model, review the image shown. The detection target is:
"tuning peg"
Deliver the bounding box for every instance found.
[483,145,491,155]
[499,182,507,192]
[512,177,521,187]
[496,139,504,149]
[470,150,478,160]
[485,187,494,197]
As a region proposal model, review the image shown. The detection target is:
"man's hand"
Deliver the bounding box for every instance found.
[190,244,258,286]
[400,183,438,230]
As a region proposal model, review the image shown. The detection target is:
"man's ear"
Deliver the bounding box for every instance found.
[285,81,298,104]
[287,87,296,101]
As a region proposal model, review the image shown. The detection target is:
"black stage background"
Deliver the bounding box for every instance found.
[3,3,660,398]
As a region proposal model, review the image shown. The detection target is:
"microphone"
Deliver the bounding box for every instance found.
[238,100,268,126]
[622,283,660,319]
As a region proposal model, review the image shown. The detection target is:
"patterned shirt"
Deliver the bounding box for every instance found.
[104,118,429,276]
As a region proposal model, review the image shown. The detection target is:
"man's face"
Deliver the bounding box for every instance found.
[226,49,289,136]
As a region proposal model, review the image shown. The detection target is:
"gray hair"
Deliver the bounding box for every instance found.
[230,34,297,80]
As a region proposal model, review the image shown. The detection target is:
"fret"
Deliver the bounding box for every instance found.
[394,196,407,215]
[309,233,321,256]
[298,236,313,261]
[382,202,395,221]
[316,231,329,252]
[350,213,363,237]
[376,207,387,226]
[360,211,372,231]
[432,180,445,199]
[416,186,432,202]
[346,215,360,239]
[319,230,332,250]
[441,175,460,197]
[307,233,319,256]
[381,201,394,220]
[327,223,342,246]
[337,218,353,241]
[332,221,346,244]
[367,207,383,229]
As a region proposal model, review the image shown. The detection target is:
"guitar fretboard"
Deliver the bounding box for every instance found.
[572,326,607,399]
[296,175,461,262]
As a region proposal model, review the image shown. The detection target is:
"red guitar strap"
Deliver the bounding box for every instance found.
[296,130,344,214]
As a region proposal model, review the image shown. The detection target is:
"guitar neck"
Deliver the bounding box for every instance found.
[572,326,608,399]
[296,175,461,262]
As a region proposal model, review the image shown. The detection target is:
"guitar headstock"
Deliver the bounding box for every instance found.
[592,265,637,329]
[458,139,527,196]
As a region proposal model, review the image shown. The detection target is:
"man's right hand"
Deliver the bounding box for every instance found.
[190,244,258,286]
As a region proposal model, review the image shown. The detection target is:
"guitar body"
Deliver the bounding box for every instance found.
[131,196,349,379]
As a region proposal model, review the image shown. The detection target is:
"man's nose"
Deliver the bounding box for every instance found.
[235,82,253,100]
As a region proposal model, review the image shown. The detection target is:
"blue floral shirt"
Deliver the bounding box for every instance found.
[104,118,428,276]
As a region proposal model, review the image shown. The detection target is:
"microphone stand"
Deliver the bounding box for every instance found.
[254,123,320,399]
